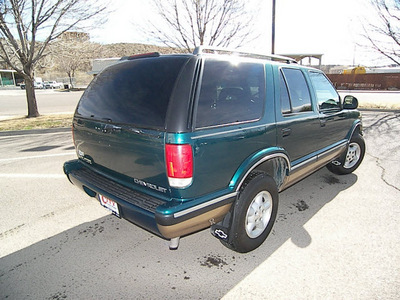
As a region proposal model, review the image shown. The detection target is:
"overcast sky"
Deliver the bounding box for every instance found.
[89,0,387,66]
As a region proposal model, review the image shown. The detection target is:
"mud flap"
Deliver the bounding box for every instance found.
[210,210,232,242]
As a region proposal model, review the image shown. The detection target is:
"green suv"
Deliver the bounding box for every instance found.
[64,47,364,253]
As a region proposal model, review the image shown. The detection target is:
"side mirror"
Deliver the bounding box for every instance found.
[343,95,358,109]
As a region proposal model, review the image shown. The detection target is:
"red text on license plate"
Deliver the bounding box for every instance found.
[99,194,120,217]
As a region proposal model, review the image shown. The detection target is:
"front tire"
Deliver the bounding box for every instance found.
[222,172,278,253]
[327,133,365,175]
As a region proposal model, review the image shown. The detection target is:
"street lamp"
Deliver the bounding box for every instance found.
[271,0,276,54]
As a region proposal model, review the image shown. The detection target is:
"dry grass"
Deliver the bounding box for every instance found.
[0,114,73,131]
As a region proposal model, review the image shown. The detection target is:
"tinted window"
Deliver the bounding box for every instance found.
[76,56,188,128]
[196,59,265,128]
[309,71,340,110]
[279,71,291,114]
[281,68,312,114]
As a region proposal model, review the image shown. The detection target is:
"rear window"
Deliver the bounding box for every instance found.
[196,58,265,128]
[76,56,188,128]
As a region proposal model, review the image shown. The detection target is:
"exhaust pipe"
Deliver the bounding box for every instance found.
[169,237,180,250]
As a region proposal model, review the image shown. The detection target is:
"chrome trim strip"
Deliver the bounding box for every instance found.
[191,124,266,139]
[319,141,347,157]
[291,156,317,172]
[291,141,347,171]
[173,192,238,218]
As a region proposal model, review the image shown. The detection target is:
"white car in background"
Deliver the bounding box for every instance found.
[44,81,63,89]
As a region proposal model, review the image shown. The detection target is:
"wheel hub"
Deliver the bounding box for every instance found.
[344,142,361,169]
[245,191,273,238]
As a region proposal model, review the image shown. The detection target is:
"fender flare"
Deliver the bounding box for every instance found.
[346,119,363,141]
[229,147,290,192]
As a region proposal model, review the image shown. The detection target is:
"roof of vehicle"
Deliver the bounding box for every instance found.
[119,46,298,64]
[193,46,298,64]
[90,47,301,76]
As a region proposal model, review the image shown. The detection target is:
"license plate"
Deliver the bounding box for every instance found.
[99,194,120,217]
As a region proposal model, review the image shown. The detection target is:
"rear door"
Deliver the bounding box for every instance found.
[190,58,272,196]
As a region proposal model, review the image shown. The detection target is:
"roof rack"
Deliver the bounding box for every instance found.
[193,46,297,64]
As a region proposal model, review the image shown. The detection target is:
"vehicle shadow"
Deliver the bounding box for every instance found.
[0,168,357,299]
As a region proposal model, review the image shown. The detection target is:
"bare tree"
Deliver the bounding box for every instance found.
[52,35,96,88]
[363,0,400,65]
[147,0,258,52]
[0,0,108,117]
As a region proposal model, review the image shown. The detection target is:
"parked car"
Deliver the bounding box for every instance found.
[64,47,365,253]
[34,81,44,89]
[44,81,63,89]
[20,81,44,89]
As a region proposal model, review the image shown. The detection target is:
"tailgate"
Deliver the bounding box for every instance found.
[70,56,191,196]
[73,118,169,195]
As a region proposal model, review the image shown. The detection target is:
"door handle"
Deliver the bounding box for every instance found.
[320,116,334,127]
[281,128,291,137]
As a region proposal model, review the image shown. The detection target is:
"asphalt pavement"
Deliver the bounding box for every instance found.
[0,89,83,120]
[0,111,399,299]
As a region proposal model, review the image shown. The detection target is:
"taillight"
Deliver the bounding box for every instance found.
[165,144,193,188]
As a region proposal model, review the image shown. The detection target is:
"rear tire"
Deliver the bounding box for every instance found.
[327,133,365,175]
[222,172,278,253]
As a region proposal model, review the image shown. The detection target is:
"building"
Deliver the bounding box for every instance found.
[58,31,90,42]
[0,69,23,86]
[281,53,323,69]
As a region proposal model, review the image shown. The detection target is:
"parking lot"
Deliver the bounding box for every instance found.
[0,110,399,299]
[0,92,399,298]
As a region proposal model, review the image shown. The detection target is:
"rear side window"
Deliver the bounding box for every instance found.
[196,59,265,128]
[76,56,188,128]
[309,71,340,110]
[279,71,291,114]
[280,68,312,114]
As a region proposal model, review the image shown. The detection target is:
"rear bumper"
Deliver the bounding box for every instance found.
[63,160,235,238]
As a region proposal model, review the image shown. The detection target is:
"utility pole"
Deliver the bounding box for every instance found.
[271,0,276,54]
